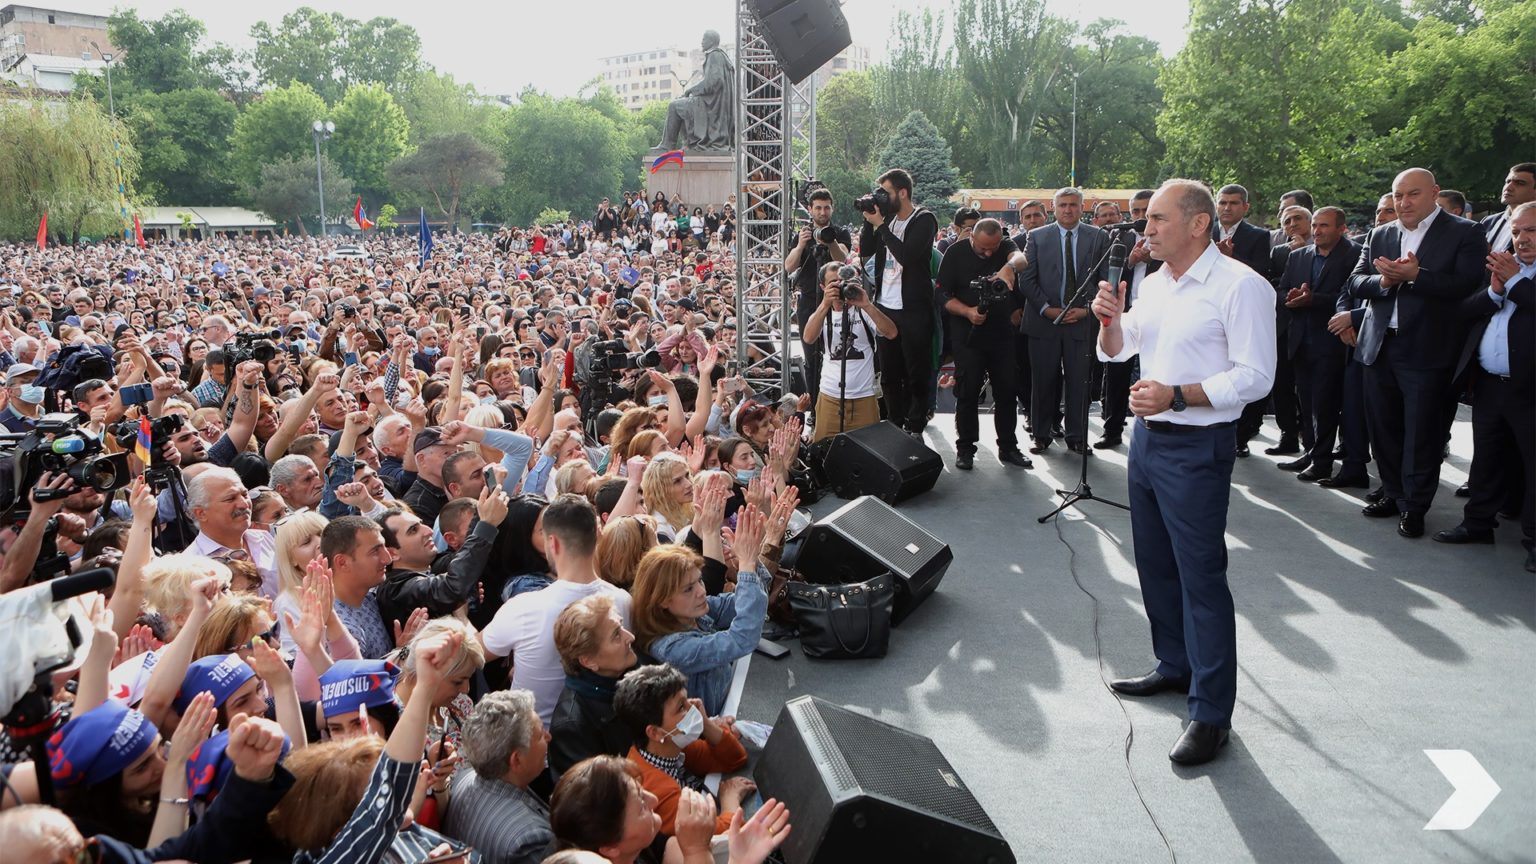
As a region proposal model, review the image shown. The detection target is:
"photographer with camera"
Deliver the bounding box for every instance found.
[802,263,897,443]
[937,219,1033,471]
[785,187,851,411]
[856,168,939,436]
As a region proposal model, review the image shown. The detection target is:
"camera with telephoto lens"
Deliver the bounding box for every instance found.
[589,340,662,374]
[0,414,131,518]
[110,413,185,490]
[970,275,1013,315]
[854,186,896,217]
[222,330,281,385]
[815,225,839,244]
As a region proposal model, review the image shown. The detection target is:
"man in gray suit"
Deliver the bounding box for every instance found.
[1018,187,1110,454]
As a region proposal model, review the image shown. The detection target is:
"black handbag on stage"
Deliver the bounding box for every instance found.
[786,573,894,660]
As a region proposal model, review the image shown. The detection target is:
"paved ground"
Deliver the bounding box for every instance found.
[739,408,1534,864]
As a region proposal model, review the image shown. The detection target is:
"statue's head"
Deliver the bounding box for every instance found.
[702,30,720,50]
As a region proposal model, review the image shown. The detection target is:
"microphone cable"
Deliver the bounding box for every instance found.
[1048,510,1178,864]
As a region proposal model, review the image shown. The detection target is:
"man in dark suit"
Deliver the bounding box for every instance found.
[857,168,940,435]
[1436,202,1535,573]
[1096,190,1157,449]
[1011,200,1050,431]
[1213,184,1277,456]
[1018,188,1109,454]
[1276,207,1361,483]
[1268,205,1314,467]
[1347,168,1488,538]
[1268,189,1314,247]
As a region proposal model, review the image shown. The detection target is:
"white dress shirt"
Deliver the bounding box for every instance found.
[1389,206,1441,329]
[191,529,280,599]
[1098,242,1276,425]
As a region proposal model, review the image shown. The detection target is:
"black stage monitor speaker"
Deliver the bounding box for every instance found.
[743,0,853,85]
[822,421,941,505]
[754,696,1015,864]
[794,495,952,625]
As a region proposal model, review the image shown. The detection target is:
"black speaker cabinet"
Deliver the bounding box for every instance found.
[742,0,853,85]
[822,421,942,505]
[795,495,952,625]
[754,696,1015,864]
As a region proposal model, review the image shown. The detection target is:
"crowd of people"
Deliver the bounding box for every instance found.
[0,157,1528,859]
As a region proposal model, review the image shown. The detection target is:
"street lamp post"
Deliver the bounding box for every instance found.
[311,119,335,238]
[1068,69,1078,188]
[90,42,115,117]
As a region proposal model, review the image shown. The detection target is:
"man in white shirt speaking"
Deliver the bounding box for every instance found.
[1091,179,1276,766]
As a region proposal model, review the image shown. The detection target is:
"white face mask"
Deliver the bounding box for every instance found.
[664,704,703,748]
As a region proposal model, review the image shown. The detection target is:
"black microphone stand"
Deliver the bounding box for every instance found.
[1037,229,1131,522]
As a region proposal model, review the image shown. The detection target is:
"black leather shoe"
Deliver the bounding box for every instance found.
[1525,547,1535,573]
[1029,440,1052,454]
[1398,512,1424,538]
[955,453,974,471]
[1067,442,1093,456]
[1333,446,1346,459]
[1051,424,1065,440]
[1296,466,1331,483]
[1235,444,1251,457]
[1454,482,1471,498]
[1109,670,1190,697]
[1169,721,1230,765]
[1432,525,1494,544]
[1266,437,1300,456]
[1362,498,1400,517]
[999,450,1033,469]
[1366,486,1385,503]
[1318,473,1370,489]
[1278,455,1311,472]
[1092,436,1122,450]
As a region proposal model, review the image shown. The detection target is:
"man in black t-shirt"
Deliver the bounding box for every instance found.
[937,219,1032,470]
[594,198,617,241]
[785,187,852,406]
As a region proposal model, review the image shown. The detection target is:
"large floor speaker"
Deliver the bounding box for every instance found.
[794,495,952,625]
[822,421,941,505]
[742,0,852,85]
[754,696,1015,864]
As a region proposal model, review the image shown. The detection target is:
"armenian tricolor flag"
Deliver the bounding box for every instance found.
[354,197,375,231]
[135,415,152,466]
[133,214,146,248]
[650,149,685,173]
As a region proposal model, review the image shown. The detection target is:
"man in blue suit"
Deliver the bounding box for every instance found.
[1347,168,1488,539]
[1212,184,1278,456]
[1017,188,1109,455]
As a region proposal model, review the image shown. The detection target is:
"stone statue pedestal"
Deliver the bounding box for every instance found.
[644,150,735,211]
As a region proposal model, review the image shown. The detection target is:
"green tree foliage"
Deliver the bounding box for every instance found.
[871,10,969,160]
[816,70,877,174]
[954,0,1076,187]
[331,83,411,200]
[127,89,238,204]
[876,111,961,219]
[229,82,328,192]
[388,133,503,229]
[0,98,139,243]
[249,152,353,235]
[623,100,671,188]
[1032,20,1167,188]
[397,70,500,146]
[107,9,222,93]
[535,208,572,226]
[250,8,424,104]
[497,96,625,225]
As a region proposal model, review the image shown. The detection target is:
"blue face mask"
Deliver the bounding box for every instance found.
[480,395,497,404]
[17,384,45,405]
[647,394,668,408]
[422,346,440,356]
[292,339,307,352]
[735,467,761,485]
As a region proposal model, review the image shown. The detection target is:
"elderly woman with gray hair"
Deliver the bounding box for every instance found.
[441,689,557,864]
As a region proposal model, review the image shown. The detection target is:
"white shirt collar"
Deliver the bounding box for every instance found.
[1400,206,1441,236]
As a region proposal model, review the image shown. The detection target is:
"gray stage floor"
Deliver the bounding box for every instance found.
[738,408,1534,864]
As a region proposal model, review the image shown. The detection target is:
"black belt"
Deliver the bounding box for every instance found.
[1140,418,1235,434]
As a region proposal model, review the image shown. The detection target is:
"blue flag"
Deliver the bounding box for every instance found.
[619,266,641,286]
[418,208,433,262]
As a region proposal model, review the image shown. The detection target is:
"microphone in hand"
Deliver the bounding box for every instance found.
[1102,241,1128,327]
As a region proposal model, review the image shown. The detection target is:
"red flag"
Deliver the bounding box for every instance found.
[36,212,46,250]
[133,214,146,248]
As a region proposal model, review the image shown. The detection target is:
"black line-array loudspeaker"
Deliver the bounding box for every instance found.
[754,696,1016,864]
[793,495,952,625]
[742,0,854,85]
[821,420,942,505]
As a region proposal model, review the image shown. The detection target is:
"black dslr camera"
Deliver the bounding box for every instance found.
[854,186,896,218]
[111,413,185,490]
[970,275,1013,315]
[589,340,662,374]
[222,330,281,385]
[0,414,131,518]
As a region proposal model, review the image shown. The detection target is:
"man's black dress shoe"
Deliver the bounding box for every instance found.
[1265,437,1300,456]
[1235,444,1251,457]
[1432,525,1494,544]
[955,453,974,471]
[1366,486,1385,503]
[1278,455,1311,472]
[1029,440,1052,454]
[1067,442,1093,456]
[1109,670,1189,697]
[1051,424,1065,440]
[1398,512,1424,538]
[1454,482,1471,498]
[999,450,1033,468]
[1362,498,1400,517]
[1092,436,1122,450]
[1526,547,1535,574]
[1296,466,1331,483]
[1318,473,1370,489]
[1169,721,1230,765]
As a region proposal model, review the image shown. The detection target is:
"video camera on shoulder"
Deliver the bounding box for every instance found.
[222,330,281,385]
[589,340,662,375]
[970,275,1013,315]
[0,414,130,520]
[855,186,896,218]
